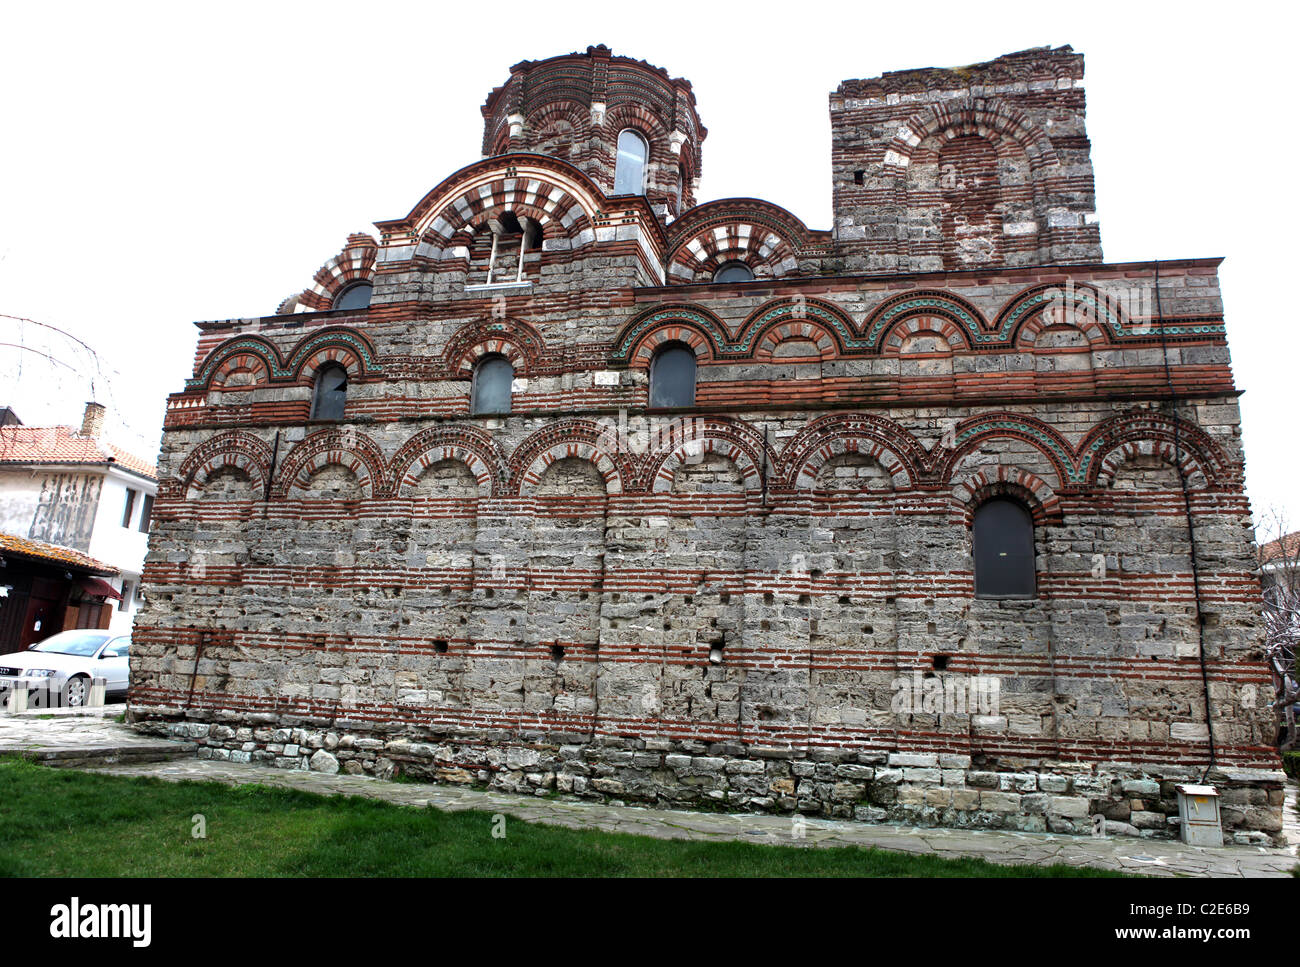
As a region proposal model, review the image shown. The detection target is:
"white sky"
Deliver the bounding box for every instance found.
[2,0,1296,533]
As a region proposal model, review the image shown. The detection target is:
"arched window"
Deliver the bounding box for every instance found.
[671,167,683,212]
[649,343,696,408]
[972,498,1036,598]
[310,364,348,421]
[614,129,648,196]
[712,261,754,284]
[471,354,513,415]
[333,282,372,311]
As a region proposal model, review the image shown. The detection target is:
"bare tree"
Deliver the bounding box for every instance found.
[0,312,112,459]
[1256,508,1300,751]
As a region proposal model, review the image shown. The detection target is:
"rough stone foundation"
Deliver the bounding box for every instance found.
[133,713,1286,846]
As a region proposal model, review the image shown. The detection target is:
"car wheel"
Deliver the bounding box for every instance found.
[63,675,89,708]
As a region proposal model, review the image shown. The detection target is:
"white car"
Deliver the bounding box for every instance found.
[0,630,130,707]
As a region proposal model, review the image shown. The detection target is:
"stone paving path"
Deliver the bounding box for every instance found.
[0,709,194,766]
[3,714,1296,877]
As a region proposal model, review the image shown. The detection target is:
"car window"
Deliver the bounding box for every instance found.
[31,630,111,657]
[101,639,131,659]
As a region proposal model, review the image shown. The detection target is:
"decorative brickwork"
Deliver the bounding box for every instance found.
[132,46,1284,848]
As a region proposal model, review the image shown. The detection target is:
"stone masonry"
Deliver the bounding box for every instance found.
[130,45,1286,846]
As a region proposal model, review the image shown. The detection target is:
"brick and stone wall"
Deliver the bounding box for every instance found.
[830,46,1104,274]
[129,46,1285,847]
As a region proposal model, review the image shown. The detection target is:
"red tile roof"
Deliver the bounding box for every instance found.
[0,531,118,576]
[1259,530,1300,567]
[0,425,156,480]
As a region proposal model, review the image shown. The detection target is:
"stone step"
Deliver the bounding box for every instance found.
[18,741,198,768]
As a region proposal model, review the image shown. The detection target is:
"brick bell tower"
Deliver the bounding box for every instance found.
[829,46,1104,274]
[480,44,707,221]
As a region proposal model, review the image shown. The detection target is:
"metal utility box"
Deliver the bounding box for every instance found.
[1175,784,1222,846]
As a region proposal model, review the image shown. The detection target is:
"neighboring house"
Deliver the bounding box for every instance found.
[1258,530,1300,599]
[0,402,158,649]
[0,532,120,650]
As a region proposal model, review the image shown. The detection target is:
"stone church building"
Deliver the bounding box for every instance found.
[132,45,1284,843]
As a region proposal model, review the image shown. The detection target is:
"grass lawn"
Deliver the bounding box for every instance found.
[0,758,1125,877]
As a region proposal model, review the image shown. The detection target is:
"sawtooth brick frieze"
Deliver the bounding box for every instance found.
[131,44,1285,846]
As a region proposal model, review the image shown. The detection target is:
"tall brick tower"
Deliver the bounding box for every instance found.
[481,44,706,219]
[831,47,1103,274]
[130,45,1283,846]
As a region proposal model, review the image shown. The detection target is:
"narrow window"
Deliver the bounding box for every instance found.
[614,129,648,196]
[121,488,137,528]
[649,343,696,408]
[471,354,513,415]
[333,281,372,311]
[119,581,133,612]
[972,498,1036,598]
[310,364,348,421]
[138,493,154,533]
[672,166,683,211]
[712,261,754,284]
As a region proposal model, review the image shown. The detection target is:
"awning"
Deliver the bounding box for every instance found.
[78,577,122,601]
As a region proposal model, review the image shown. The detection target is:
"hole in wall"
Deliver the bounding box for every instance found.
[932,654,949,671]
[551,645,565,663]
[434,639,449,654]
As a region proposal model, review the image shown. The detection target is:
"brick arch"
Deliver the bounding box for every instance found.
[669,223,798,284]
[443,318,545,375]
[509,420,634,496]
[290,235,378,313]
[210,350,274,390]
[934,412,1075,489]
[389,425,506,497]
[486,117,511,157]
[1096,442,1206,490]
[1079,412,1231,489]
[603,103,671,158]
[998,282,1127,345]
[177,431,275,499]
[611,304,730,365]
[286,327,382,382]
[736,297,860,358]
[1014,309,1108,350]
[641,418,776,494]
[272,427,388,498]
[951,466,1062,525]
[863,289,986,350]
[791,440,907,492]
[881,317,968,354]
[188,336,284,391]
[884,98,1061,173]
[666,199,811,286]
[777,414,925,491]
[524,100,590,150]
[412,168,597,250]
[753,321,839,362]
